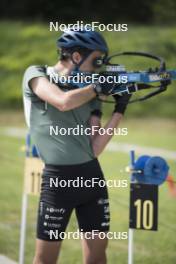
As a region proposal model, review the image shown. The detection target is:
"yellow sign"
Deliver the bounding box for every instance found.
[24,157,44,195]
[129,183,158,231]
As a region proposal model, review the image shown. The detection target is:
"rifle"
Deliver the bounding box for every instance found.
[98,51,176,103]
[47,51,176,103]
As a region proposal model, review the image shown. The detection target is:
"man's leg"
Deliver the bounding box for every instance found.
[33,239,62,264]
[81,235,108,264]
[76,192,110,264]
[34,200,73,264]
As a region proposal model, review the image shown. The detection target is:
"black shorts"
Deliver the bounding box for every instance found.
[37,158,110,241]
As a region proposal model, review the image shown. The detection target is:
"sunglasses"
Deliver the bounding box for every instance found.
[93,56,106,68]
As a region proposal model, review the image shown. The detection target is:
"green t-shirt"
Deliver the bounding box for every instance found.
[22,65,102,165]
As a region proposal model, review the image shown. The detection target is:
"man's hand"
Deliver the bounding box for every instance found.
[113,93,132,115]
[93,80,118,95]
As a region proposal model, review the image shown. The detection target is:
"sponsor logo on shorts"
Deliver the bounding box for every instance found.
[46,207,66,214]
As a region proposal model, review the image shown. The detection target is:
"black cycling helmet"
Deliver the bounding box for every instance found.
[57,27,108,55]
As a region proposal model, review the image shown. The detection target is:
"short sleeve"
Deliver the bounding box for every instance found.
[22,65,46,100]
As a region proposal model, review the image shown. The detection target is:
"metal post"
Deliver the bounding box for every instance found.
[19,193,28,264]
[19,134,30,264]
[128,228,134,264]
[128,150,135,264]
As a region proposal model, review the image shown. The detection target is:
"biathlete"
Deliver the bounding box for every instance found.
[22,28,131,264]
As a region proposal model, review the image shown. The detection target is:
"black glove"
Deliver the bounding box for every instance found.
[93,81,118,96]
[113,93,132,115]
[93,73,120,95]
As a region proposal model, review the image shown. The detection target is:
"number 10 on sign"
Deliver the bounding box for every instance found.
[129,183,158,231]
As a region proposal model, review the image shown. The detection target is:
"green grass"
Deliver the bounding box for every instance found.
[0,113,176,263]
[0,21,176,117]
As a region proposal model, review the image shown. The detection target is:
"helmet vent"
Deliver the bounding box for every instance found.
[65,35,74,40]
[90,37,100,44]
[59,38,66,43]
[76,35,90,44]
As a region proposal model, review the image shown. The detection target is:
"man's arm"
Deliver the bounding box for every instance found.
[30,76,96,111]
[89,115,102,141]
[90,113,123,157]
[89,93,132,157]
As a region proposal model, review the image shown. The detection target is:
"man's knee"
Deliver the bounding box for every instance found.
[33,256,56,264]
[85,253,107,264]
